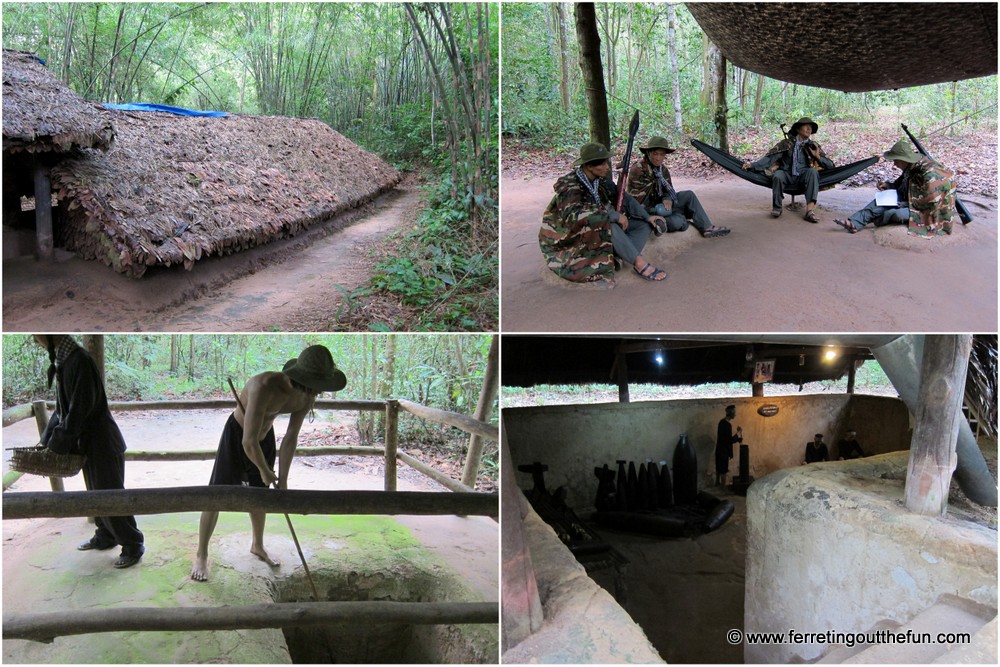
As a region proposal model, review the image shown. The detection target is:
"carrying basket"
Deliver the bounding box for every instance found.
[7,445,85,478]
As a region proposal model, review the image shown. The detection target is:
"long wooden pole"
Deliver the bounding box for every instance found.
[119,446,385,462]
[398,451,474,493]
[3,487,499,520]
[397,399,497,442]
[4,601,498,643]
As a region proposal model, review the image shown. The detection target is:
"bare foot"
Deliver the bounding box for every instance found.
[250,545,280,567]
[190,556,210,581]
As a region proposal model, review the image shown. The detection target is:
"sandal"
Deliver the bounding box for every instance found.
[702,226,731,238]
[652,218,668,236]
[833,218,858,234]
[804,210,819,223]
[770,207,782,218]
[634,262,667,282]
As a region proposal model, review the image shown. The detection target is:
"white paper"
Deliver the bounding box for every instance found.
[875,190,898,207]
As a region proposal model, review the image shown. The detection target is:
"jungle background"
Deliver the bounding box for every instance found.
[2,334,498,490]
[502,2,997,196]
[2,2,498,331]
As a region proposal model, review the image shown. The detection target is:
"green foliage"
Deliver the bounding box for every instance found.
[368,176,498,330]
[501,2,997,145]
[2,334,494,416]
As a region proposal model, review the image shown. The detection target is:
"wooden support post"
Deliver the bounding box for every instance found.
[461,335,499,489]
[33,161,53,261]
[846,357,857,394]
[751,382,764,397]
[3,600,498,643]
[31,400,63,492]
[616,349,630,403]
[384,399,399,492]
[3,487,499,520]
[904,334,973,515]
[500,426,543,651]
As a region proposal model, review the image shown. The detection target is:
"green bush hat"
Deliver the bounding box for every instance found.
[572,142,613,166]
[882,139,921,164]
[639,136,676,154]
[789,117,819,135]
[282,345,347,392]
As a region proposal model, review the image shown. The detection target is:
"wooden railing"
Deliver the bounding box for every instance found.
[2,397,499,642]
[3,397,498,493]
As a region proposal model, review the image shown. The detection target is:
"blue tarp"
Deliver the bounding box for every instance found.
[103,103,229,118]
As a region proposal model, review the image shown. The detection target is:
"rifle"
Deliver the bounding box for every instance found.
[901,123,973,224]
[615,110,641,212]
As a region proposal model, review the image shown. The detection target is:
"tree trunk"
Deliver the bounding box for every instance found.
[752,73,765,124]
[187,335,195,382]
[574,3,611,150]
[713,49,728,152]
[556,2,571,112]
[666,3,682,134]
[170,337,178,375]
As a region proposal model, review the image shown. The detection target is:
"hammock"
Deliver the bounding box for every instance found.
[691,139,878,194]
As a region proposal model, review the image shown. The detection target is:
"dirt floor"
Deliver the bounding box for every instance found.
[2,409,499,632]
[501,173,998,332]
[588,488,746,664]
[2,183,419,333]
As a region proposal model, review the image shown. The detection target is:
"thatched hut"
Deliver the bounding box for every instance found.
[3,48,115,259]
[51,110,401,276]
[3,49,402,276]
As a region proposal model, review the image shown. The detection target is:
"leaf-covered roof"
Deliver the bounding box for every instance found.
[51,110,400,276]
[2,49,115,153]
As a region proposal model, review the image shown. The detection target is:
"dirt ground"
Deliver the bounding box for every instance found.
[501,172,998,332]
[2,183,419,333]
[2,409,498,604]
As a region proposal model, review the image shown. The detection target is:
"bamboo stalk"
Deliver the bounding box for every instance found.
[3,487,498,520]
[4,601,498,643]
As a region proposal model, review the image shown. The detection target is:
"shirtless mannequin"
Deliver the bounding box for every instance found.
[190,345,346,581]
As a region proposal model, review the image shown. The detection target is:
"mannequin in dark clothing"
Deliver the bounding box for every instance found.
[804,433,829,464]
[715,404,743,485]
[838,430,866,460]
[34,335,144,569]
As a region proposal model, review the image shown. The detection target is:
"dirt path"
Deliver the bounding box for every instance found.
[502,172,998,332]
[3,184,420,332]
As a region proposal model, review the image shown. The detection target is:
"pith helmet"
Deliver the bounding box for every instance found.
[789,116,819,136]
[882,139,920,164]
[639,136,676,154]
[282,345,347,392]
[572,142,612,166]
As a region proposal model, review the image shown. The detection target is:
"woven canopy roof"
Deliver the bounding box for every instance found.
[2,49,115,153]
[686,3,998,92]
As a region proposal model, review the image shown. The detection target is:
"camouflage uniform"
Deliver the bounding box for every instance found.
[539,171,650,283]
[627,158,714,233]
[906,156,957,237]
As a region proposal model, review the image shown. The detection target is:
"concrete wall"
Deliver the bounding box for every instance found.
[744,452,998,663]
[501,491,665,664]
[504,394,910,511]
